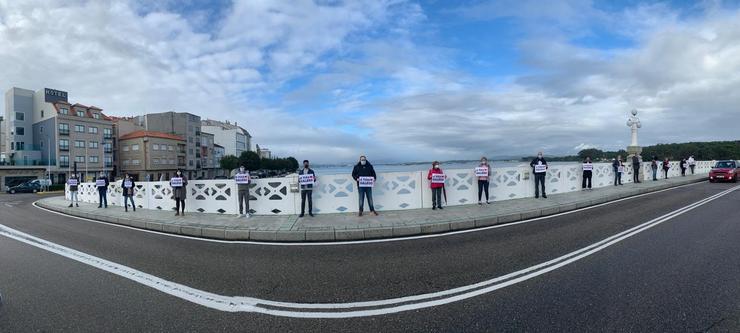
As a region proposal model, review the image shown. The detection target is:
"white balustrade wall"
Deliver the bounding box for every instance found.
[66,161,714,215]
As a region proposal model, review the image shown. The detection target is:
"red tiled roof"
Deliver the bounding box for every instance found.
[119,130,185,141]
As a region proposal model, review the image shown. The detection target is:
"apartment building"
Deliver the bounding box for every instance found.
[201,119,251,157]
[118,130,186,181]
[130,112,201,179]
[2,87,113,183]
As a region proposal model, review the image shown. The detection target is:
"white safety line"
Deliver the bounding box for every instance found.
[2,184,735,318]
[30,181,706,246]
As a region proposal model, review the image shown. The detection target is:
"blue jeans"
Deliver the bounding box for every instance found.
[652,168,657,180]
[124,196,135,210]
[98,189,108,207]
[358,187,375,212]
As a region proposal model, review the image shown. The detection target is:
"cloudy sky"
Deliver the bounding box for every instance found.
[1,0,739,164]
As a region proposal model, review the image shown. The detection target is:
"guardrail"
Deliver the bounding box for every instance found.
[66,161,713,215]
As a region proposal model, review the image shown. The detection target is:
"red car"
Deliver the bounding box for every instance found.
[709,160,740,183]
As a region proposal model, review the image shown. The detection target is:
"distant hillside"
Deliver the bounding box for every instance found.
[521,141,740,162]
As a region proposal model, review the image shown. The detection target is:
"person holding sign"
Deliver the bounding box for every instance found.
[235,166,251,218]
[582,157,593,190]
[476,157,492,205]
[612,155,624,186]
[67,174,80,207]
[427,161,445,210]
[96,172,110,208]
[651,156,659,181]
[121,173,136,212]
[530,152,548,199]
[680,158,688,177]
[170,170,188,216]
[299,160,316,217]
[688,155,696,174]
[663,158,671,179]
[351,155,378,216]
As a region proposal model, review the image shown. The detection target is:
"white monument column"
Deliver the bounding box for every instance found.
[626,109,643,181]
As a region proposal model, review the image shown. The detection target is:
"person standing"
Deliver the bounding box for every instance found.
[632,154,641,183]
[530,152,548,198]
[582,157,593,190]
[476,157,492,204]
[351,155,378,216]
[428,161,445,210]
[688,155,696,174]
[121,173,136,212]
[96,172,109,208]
[663,158,671,179]
[680,158,688,176]
[67,174,80,207]
[235,166,251,218]
[170,170,188,216]
[613,155,624,186]
[651,156,659,181]
[299,160,316,217]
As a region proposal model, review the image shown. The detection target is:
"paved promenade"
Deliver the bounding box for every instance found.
[36,174,708,242]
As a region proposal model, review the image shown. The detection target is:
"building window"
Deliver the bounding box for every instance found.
[103,128,112,139]
[75,125,85,133]
[15,127,24,136]
[88,141,98,149]
[132,159,140,166]
[92,113,100,119]
[88,156,99,163]
[88,126,98,134]
[75,156,85,163]
[76,110,85,117]
[123,160,130,166]
[152,144,159,150]
[59,139,69,151]
[168,145,174,151]
[189,160,193,166]
[15,112,24,121]
[58,123,69,135]
[15,142,24,150]
[60,108,69,115]
[131,144,139,151]
[104,156,112,166]
[153,158,160,165]
[103,142,112,153]
[75,140,85,148]
[41,110,44,118]
[122,145,129,152]
[59,155,69,167]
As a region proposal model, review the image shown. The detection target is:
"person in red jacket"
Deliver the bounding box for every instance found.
[427,161,445,210]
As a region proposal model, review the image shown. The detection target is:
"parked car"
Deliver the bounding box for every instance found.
[6,181,42,194]
[709,160,740,183]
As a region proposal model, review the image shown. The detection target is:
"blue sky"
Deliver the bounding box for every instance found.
[2,0,740,163]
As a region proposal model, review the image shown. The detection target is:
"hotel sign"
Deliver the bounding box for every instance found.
[44,88,68,103]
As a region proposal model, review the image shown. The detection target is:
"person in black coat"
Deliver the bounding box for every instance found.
[529,152,548,198]
[96,172,110,208]
[351,155,378,216]
[582,157,593,190]
[632,155,641,183]
[299,160,316,217]
[121,173,136,212]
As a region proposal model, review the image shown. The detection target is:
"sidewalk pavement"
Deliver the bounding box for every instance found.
[36,175,708,242]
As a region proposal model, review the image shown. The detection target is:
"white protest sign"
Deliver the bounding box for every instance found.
[431,173,446,184]
[123,180,133,188]
[358,176,375,188]
[582,163,593,171]
[618,166,625,173]
[170,177,184,187]
[298,174,315,186]
[534,164,547,173]
[235,173,250,184]
[95,179,106,187]
[475,167,489,177]
[68,179,78,186]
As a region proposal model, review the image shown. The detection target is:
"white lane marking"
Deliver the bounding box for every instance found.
[3,185,736,318]
[30,181,707,246]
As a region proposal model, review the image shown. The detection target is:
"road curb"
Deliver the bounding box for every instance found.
[35,177,707,243]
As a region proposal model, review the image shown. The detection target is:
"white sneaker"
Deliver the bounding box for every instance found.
[245,213,251,218]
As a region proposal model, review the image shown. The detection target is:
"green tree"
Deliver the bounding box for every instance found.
[578,148,604,160]
[219,155,239,172]
[239,151,261,171]
[285,157,299,171]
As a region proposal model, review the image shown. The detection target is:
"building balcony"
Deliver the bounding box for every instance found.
[58,129,70,136]
[59,146,69,152]
[103,134,113,140]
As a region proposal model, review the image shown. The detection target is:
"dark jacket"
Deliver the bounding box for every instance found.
[299,168,316,190]
[530,157,547,173]
[96,176,109,191]
[651,160,658,170]
[68,178,79,192]
[352,162,377,182]
[632,155,640,165]
[121,178,136,197]
[170,176,188,200]
[663,159,671,170]
[612,159,623,171]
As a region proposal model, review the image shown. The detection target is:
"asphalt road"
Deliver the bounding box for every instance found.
[0,181,738,332]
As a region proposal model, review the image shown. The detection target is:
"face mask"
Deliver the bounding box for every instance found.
[177,172,181,176]
[481,160,486,164]
[538,155,543,158]
[360,160,366,165]
[304,164,309,168]
[434,165,439,169]
[239,167,245,172]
